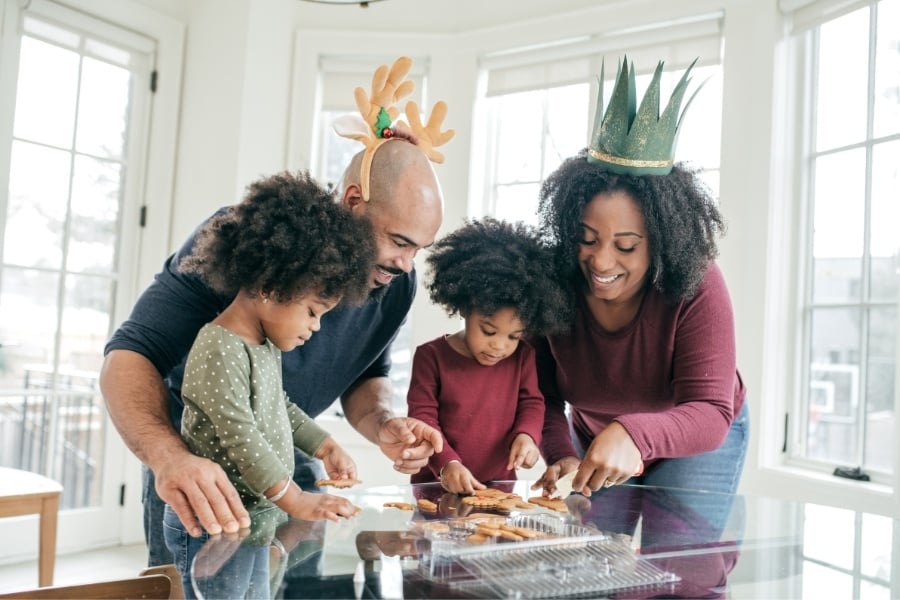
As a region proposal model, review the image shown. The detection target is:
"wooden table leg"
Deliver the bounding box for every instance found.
[38,494,60,587]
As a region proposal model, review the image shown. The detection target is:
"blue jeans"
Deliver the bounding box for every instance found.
[143,453,325,567]
[163,504,273,599]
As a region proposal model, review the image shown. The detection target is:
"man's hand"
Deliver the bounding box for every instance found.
[375,417,444,474]
[154,452,250,537]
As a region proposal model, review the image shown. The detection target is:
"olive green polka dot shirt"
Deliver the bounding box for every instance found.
[181,323,330,509]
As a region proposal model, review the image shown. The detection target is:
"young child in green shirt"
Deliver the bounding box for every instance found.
[163,171,375,597]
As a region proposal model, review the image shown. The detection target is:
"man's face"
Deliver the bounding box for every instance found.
[350,178,443,291]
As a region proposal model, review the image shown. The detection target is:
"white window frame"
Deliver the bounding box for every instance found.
[476,13,725,223]
[0,0,184,554]
[753,0,900,518]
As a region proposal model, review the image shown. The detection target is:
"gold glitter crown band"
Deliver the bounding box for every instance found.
[333,56,455,200]
[588,55,701,176]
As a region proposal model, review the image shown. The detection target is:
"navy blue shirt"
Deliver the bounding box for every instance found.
[104,209,415,430]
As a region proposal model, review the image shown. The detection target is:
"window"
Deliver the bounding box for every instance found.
[478,14,725,225]
[0,4,155,508]
[786,0,898,480]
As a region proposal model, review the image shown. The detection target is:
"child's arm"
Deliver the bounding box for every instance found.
[285,401,357,481]
[509,344,546,464]
[406,344,458,478]
[263,478,358,522]
[507,433,541,470]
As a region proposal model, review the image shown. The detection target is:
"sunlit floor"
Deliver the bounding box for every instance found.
[0,543,148,595]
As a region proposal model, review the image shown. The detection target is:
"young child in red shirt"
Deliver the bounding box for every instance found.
[406,218,570,494]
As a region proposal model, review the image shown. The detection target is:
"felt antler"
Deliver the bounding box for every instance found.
[332,56,453,200]
[354,57,415,137]
[404,100,455,164]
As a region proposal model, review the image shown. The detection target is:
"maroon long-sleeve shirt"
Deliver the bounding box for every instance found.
[406,335,545,484]
[532,263,745,466]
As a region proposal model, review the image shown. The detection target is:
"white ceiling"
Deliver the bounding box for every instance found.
[294,0,623,34]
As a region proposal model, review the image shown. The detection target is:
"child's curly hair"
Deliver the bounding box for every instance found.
[180,171,374,305]
[425,217,572,335]
[538,150,725,303]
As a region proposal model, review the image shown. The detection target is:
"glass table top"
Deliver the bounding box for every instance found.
[189,480,897,599]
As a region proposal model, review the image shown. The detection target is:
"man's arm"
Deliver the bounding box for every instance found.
[340,376,442,474]
[100,349,249,536]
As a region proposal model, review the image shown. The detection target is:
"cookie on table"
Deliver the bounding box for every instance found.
[315,478,362,489]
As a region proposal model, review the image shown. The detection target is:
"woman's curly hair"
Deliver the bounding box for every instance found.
[538,149,725,303]
[180,171,374,305]
[425,217,572,336]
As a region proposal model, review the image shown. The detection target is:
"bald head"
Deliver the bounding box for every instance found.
[339,139,444,290]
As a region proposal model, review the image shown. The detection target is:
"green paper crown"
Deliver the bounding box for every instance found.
[588,56,701,176]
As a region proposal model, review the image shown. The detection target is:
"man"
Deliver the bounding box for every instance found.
[101,135,446,566]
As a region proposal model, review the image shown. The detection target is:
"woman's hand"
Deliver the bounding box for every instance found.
[576,422,643,493]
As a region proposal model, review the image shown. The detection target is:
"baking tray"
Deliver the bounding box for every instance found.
[416,513,680,598]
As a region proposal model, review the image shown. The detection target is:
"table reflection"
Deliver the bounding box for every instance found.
[188,481,897,599]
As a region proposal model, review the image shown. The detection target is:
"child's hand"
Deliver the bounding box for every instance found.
[289,491,359,522]
[507,433,540,470]
[439,461,486,495]
[314,437,358,481]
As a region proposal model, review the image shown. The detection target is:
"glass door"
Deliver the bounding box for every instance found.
[0,0,154,555]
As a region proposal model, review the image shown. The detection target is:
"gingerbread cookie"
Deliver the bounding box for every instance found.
[383,501,415,511]
[527,496,569,513]
[416,498,438,513]
[315,478,362,489]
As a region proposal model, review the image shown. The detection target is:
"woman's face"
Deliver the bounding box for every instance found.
[576,190,651,305]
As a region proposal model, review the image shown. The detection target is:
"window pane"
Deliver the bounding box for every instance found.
[864,307,896,472]
[816,7,869,151]
[803,504,854,569]
[493,91,543,182]
[69,155,121,274]
[320,111,361,188]
[873,0,900,139]
[869,140,899,301]
[861,513,892,580]
[59,274,112,372]
[676,65,723,169]
[802,562,853,599]
[5,141,71,269]
[76,56,131,159]
[494,182,540,227]
[13,36,79,148]
[543,83,589,177]
[807,308,861,465]
[812,149,865,303]
[0,268,60,390]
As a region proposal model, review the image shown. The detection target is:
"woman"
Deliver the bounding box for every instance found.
[532,57,748,499]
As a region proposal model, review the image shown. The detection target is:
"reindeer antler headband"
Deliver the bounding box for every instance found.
[332,56,454,201]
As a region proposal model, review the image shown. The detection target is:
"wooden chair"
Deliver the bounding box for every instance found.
[140,564,185,599]
[0,573,171,599]
[0,467,63,587]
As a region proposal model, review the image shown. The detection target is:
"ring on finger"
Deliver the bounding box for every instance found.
[603,480,614,488]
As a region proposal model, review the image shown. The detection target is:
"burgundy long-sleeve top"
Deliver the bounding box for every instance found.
[532,263,745,466]
[406,335,545,484]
